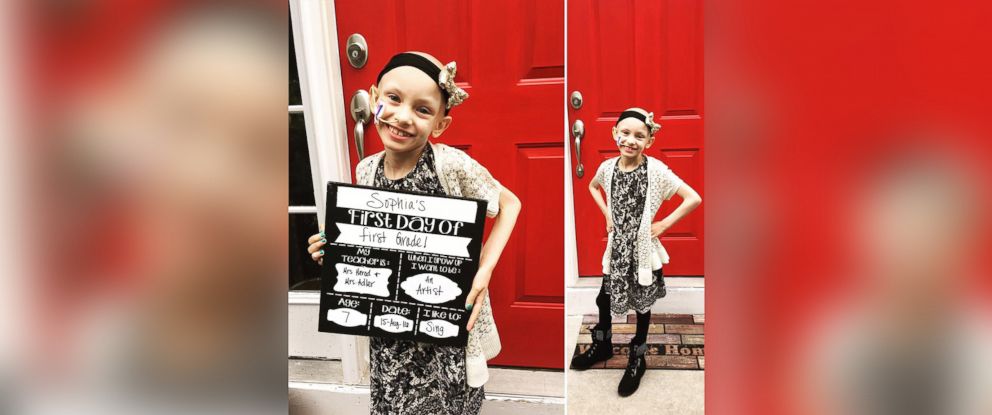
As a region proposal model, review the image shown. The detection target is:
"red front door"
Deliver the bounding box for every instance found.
[334,0,565,368]
[568,0,704,277]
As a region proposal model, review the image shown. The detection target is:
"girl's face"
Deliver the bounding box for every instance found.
[613,117,653,158]
[371,67,452,154]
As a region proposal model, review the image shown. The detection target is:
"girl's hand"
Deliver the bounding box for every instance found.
[306,226,327,265]
[465,267,493,331]
[650,220,671,238]
[606,215,614,234]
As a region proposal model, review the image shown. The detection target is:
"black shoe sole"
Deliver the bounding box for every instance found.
[618,375,644,397]
[569,353,614,371]
[618,382,640,397]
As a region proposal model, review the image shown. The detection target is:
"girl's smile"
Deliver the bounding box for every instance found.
[385,124,417,140]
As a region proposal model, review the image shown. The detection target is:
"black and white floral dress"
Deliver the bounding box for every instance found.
[370,145,484,415]
[604,158,666,316]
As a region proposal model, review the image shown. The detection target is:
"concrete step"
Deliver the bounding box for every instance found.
[563,312,705,414]
[566,369,704,415]
[289,359,564,415]
[566,277,704,315]
[290,382,564,415]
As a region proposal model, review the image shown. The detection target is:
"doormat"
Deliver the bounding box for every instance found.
[572,313,704,370]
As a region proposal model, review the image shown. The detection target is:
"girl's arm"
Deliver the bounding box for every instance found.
[651,183,702,237]
[465,187,521,331]
[588,179,613,233]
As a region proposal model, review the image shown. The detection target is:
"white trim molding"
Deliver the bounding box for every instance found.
[289,0,367,385]
[291,0,351,227]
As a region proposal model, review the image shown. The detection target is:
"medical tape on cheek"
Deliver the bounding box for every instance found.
[617,134,634,148]
[373,100,385,125]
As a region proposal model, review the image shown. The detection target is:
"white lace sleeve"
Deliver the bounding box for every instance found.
[459,153,503,218]
[660,166,685,201]
[353,153,380,186]
[591,160,607,187]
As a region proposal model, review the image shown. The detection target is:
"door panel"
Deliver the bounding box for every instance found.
[334,0,564,368]
[568,0,704,277]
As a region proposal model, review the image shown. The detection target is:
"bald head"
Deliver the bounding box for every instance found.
[623,107,649,116]
[406,51,443,69]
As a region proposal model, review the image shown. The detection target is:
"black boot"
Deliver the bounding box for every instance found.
[570,326,613,370]
[618,341,647,397]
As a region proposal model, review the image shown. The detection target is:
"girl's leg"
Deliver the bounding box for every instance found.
[595,284,613,331]
[631,310,650,345]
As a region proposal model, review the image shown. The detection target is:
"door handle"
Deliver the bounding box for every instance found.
[350,90,371,159]
[572,119,585,178]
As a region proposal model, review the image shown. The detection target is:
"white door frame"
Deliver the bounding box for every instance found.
[289,0,368,385]
[563,9,579,289]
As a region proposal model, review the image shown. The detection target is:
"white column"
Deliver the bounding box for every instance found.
[290,0,368,385]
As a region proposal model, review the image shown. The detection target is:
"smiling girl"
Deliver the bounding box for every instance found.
[571,108,701,397]
[306,52,521,415]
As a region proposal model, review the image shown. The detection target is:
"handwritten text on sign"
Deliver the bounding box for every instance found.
[337,185,478,222]
[334,223,471,257]
[318,183,486,347]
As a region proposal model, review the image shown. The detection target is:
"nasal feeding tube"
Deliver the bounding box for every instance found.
[373,100,406,131]
[616,134,642,148]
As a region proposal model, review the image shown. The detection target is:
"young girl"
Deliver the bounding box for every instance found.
[307,52,521,414]
[571,108,701,397]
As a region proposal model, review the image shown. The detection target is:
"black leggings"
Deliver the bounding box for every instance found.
[595,284,650,345]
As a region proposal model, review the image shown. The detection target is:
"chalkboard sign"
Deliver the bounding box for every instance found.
[317,182,486,347]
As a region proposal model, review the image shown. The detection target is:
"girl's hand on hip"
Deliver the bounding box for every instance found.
[307,225,327,265]
[606,215,615,234]
[465,267,493,331]
[650,220,670,238]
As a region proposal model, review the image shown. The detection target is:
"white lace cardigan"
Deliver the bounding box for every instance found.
[354,142,503,388]
[592,156,684,286]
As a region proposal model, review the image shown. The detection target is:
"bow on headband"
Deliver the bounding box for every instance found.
[438,62,469,109]
[643,112,661,134]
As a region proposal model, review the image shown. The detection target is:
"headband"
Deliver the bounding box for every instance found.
[376,53,468,113]
[615,110,661,134]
